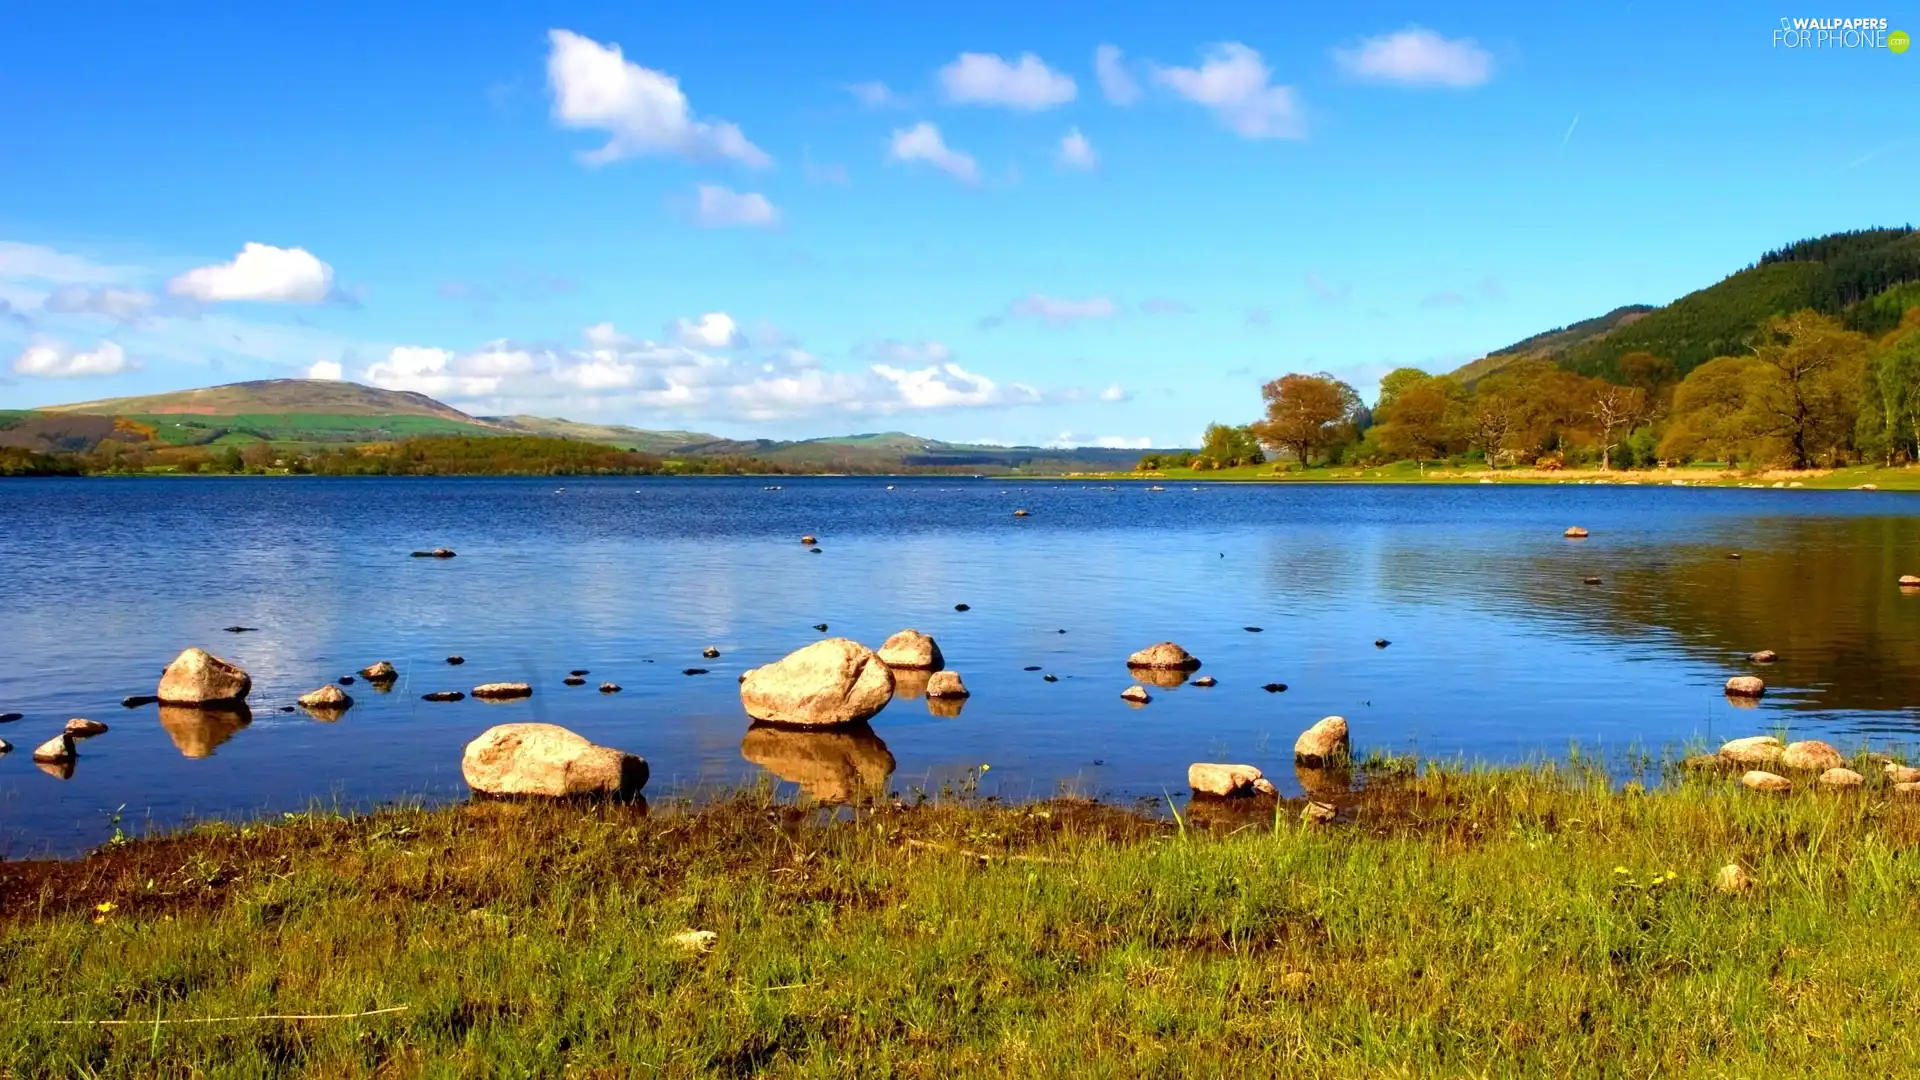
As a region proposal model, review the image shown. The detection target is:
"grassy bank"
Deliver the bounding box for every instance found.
[1069,461,1920,490]
[4,762,1919,1077]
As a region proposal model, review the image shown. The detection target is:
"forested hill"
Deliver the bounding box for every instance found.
[1459,227,1920,383]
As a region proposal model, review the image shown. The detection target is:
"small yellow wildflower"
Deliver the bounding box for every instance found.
[1613,866,1631,875]
[980,764,991,772]
[94,901,115,914]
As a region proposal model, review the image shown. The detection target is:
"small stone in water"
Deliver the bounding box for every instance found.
[1043,674,1059,683]
[1262,683,1288,693]
[702,648,720,659]
[338,676,355,686]
[570,669,589,676]
[447,656,465,666]
[121,695,159,709]
[809,547,822,554]
[564,677,586,686]
[223,626,258,633]
[423,692,466,702]
[279,705,295,713]
[954,603,971,611]
[599,682,621,694]
[683,668,709,676]
[1374,639,1390,648]
[813,623,829,632]
[1244,626,1263,633]
[1194,676,1217,687]
[0,713,21,724]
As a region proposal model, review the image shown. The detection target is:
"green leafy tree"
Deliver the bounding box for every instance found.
[1249,374,1361,467]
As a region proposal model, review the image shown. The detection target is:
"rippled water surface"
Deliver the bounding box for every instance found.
[2,476,1918,855]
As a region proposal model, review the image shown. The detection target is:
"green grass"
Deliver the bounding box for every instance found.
[4,760,1920,1077]
[130,413,488,446]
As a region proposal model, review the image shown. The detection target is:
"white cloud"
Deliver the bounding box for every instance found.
[871,357,1041,409]
[1046,430,1153,449]
[41,285,156,320]
[167,243,334,303]
[0,242,143,285]
[306,360,343,380]
[362,343,541,399]
[693,184,781,228]
[1057,128,1098,171]
[545,28,770,168]
[1150,43,1305,139]
[1332,27,1492,88]
[1099,383,1128,402]
[12,339,133,378]
[1094,45,1141,105]
[670,312,745,348]
[1007,294,1119,325]
[845,81,903,108]
[938,52,1075,110]
[888,122,980,184]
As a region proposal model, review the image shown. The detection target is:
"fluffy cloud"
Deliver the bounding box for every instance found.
[1046,431,1153,449]
[167,243,334,303]
[305,360,344,380]
[845,81,903,108]
[545,29,770,167]
[12,339,133,378]
[0,241,142,285]
[1151,44,1304,139]
[888,122,979,184]
[670,312,745,348]
[41,285,156,320]
[1057,128,1098,171]
[938,52,1075,110]
[1099,384,1130,402]
[1332,28,1492,88]
[1007,294,1119,325]
[1094,45,1141,105]
[345,326,1083,423]
[693,184,781,228]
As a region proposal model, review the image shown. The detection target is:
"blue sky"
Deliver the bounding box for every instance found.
[0,2,1911,447]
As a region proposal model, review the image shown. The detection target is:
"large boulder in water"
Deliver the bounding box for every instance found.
[1188,763,1266,798]
[740,638,895,728]
[158,648,252,705]
[877,629,944,671]
[297,685,353,716]
[1293,716,1350,767]
[461,723,648,798]
[1127,642,1201,670]
[1724,676,1766,698]
[740,723,895,803]
[926,671,970,699]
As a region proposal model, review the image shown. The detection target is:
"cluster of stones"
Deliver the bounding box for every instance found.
[1703,735,1918,795]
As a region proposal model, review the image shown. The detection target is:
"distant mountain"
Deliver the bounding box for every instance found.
[671,431,1178,472]
[481,414,717,453]
[5,380,1184,470]
[1455,226,1920,383]
[45,378,481,423]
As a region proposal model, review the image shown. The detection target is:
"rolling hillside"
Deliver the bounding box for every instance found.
[1455,226,1920,383]
[671,432,1179,472]
[481,415,717,453]
[45,379,481,422]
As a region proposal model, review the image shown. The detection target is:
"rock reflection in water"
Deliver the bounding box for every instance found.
[1130,667,1191,689]
[158,704,253,758]
[35,758,76,781]
[891,669,931,701]
[740,722,895,804]
[926,695,966,719]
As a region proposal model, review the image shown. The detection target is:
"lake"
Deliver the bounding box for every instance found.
[2,475,1918,856]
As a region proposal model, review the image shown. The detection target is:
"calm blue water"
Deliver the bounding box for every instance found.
[2,476,1918,855]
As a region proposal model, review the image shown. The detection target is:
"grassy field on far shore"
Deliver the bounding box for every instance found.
[1063,461,1920,491]
[4,758,1919,1077]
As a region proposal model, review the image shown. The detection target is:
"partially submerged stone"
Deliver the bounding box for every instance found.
[926,671,969,699]
[1188,763,1266,798]
[1749,649,1778,664]
[461,723,647,798]
[1120,685,1151,705]
[1779,739,1843,772]
[1740,770,1792,793]
[1723,676,1766,698]
[1294,716,1350,768]
[877,629,944,671]
[599,682,621,694]
[422,691,466,702]
[1127,642,1201,670]
[158,647,252,705]
[1718,735,1784,767]
[361,661,398,682]
[1900,575,1920,588]
[297,685,353,711]
[64,718,108,738]
[739,638,895,728]
[472,682,533,700]
[1193,676,1218,688]
[32,733,75,764]
[1564,526,1590,538]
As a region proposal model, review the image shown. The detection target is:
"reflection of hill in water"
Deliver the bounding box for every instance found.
[1360,516,1920,714]
[740,723,895,803]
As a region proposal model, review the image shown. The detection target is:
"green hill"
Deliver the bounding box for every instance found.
[671,432,1181,473]
[46,378,481,422]
[1455,226,1920,383]
[481,415,717,453]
